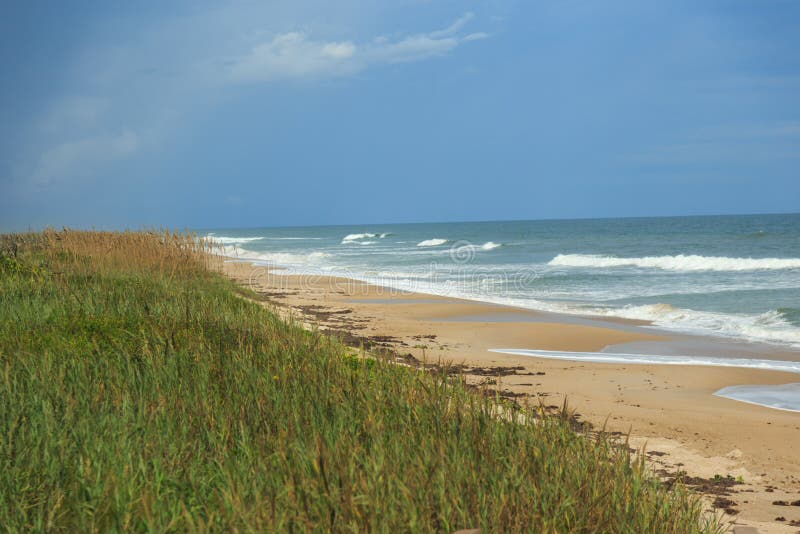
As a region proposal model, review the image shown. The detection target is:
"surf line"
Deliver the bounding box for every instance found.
[488,348,800,374]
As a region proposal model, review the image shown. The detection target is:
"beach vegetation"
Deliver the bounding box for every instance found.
[0,230,722,532]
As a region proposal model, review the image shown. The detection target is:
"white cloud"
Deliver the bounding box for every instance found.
[462,32,490,43]
[227,13,488,83]
[428,12,474,39]
[366,34,458,64]
[21,7,490,189]
[31,130,139,187]
[321,41,356,59]
[228,32,362,82]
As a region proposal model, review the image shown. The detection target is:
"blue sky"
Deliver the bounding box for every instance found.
[1,0,799,231]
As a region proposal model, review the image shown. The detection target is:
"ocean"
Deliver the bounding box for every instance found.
[203,213,800,350]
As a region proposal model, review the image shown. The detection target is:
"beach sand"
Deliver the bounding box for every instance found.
[221,259,800,532]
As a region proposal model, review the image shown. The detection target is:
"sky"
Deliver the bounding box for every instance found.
[1,0,799,231]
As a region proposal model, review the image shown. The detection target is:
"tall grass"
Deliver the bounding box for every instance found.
[0,230,720,532]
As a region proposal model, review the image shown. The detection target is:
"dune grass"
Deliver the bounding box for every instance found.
[0,230,721,532]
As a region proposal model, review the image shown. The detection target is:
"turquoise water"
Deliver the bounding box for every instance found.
[203,213,800,349]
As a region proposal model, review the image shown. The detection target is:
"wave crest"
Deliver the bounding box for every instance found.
[417,238,449,247]
[221,246,331,266]
[205,235,264,244]
[604,303,800,346]
[549,254,800,272]
[342,232,390,244]
[342,233,376,242]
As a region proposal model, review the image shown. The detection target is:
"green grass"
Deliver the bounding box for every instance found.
[0,231,720,532]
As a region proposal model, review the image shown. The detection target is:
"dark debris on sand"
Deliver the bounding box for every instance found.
[658,471,745,515]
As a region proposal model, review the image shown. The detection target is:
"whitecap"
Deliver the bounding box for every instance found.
[221,245,331,267]
[341,232,392,244]
[417,238,449,247]
[342,233,377,242]
[599,304,800,347]
[549,254,800,272]
[205,235,264,244]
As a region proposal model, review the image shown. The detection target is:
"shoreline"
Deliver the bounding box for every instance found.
[220,256,800,532]
[219,243,800,352]
[225,253,800,367]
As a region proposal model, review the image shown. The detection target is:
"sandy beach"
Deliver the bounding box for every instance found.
[221,259,800,532]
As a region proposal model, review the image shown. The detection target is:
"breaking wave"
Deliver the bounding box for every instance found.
[599,304,800,347]
[205,235,264,244]
[342,232,391,244]
[549,254,800,272]
[221,246,331,267]
[417,238,449,247]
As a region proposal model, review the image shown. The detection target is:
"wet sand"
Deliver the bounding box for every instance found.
[220,259,800,532]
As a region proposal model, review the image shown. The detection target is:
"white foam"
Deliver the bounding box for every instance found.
[597,304,800,347]
[489,348,800,374]
[222,246,331,267]
[342,232,390,244]
[549,254,800,272]
[205,235,264,244]
[714,383,800,412]
[342,233,377,242]
[417,238,449,247]
[450,242,503,255]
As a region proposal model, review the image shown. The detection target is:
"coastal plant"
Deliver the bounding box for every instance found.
[0,230,721,532]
